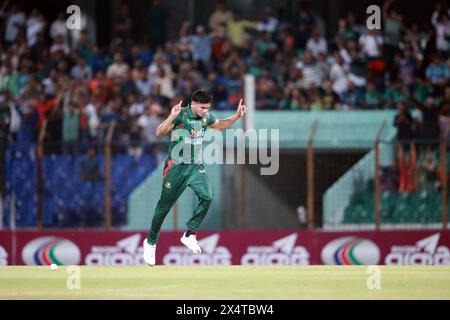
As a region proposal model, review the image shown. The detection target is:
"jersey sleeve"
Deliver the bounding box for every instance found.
[206,113,217,126]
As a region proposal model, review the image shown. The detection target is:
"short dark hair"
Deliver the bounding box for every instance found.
[191,89,212,104]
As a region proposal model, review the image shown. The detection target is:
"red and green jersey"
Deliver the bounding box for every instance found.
[166,106,217,165]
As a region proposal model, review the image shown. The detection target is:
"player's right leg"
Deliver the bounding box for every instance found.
[143,163,188,265]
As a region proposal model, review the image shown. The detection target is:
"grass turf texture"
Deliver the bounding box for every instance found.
[0,266,449,299]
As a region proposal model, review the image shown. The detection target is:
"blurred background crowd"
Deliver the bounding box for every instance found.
[0,0,448,149]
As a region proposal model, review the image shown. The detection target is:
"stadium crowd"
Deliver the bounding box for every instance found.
[0,0,448,149]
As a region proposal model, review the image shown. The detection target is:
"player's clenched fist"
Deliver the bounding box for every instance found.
[171,100,183,118]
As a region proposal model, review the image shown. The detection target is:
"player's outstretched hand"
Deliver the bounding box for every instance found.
[236,98,247,118]
[171,100,183,118]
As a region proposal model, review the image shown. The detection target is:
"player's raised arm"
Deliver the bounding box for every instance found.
[209,98,247,131]
[155,100,182,137]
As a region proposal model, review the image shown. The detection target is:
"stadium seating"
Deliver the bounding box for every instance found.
[2,145,157,228]
[343,187,444,225]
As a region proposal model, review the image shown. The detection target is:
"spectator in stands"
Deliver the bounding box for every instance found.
[188,24,213,75]
[385,80,409,109]
[0,63,20,98]
[381,161,399,193]
[397,45,417,92]
[320,80,338,110]
[127,118,143,160]
[257,7,279,37]
[0,0,447,146]
[364,82,383,109]
[78,146,102,181]
[294,2,316,51]
[49,11,67,44]
[280,86,304,110]
[226,9,257,48]
[419,151,440,192]
[0,90,11,143]
[26,8,45,47]
[138,102,163,144]
[417,96,442,145]
[63,102,80,154]
[339,12,364,44]
[425,53,449,88]
[4,3,25,47]
[431,2,450,55]
[414,77,434,105]
[71,58,93,81]
[382,0,403,77]
[359,29,383,59]
[296,50,323,89]
[394,102,415,145]
[209,1,231,36]
[50,34,70,56]
[112,3,132,47]
[106,53,130,80]
[329,53,349,102]
[306,29,327,58]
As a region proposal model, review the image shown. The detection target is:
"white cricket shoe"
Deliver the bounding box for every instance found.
[143,239,156,266]
[180,232,202,254]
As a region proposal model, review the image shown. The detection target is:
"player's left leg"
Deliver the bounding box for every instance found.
[180,164,213,253]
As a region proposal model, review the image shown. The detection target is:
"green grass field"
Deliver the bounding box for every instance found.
[1,266,450,299]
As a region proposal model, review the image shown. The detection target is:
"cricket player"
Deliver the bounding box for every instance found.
[143,89,247,265]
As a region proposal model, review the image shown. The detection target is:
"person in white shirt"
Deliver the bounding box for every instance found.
[295,50,323,89]
[71,58,93,80]
[50,12,68,44]
[138,102,163,143]
[26,8,45,47]
[359,30,383,58]
[5,4,25,45]
[85,98,101,139]
[257,7,279,35]
[106,53,130,79]
[431,7,450,53]
[128,93,147,117]
[306,29,327,58]
[329,53,349,99]
[50,35,70,55]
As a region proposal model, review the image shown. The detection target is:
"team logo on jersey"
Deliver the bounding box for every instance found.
[165,182,171,189]
[202,118,207,125]
[199,169,206,174]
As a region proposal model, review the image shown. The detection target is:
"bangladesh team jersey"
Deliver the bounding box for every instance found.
[166,106,217,164]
